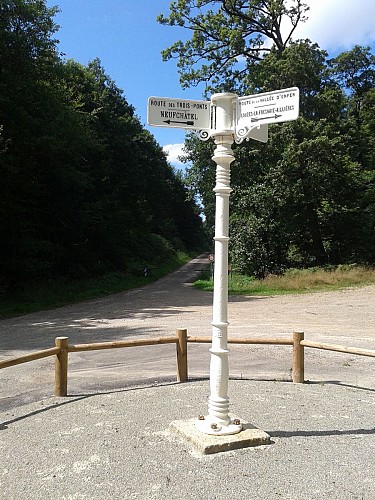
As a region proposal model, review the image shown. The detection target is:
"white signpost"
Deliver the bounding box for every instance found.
[236,87,299,142]
[148,88,299,441]
[148,97,211,131]
[237,87,299,126]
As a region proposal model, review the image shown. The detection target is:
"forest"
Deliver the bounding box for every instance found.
[160,0,375,277]
[1,1,374,302]
[0,0,206,295]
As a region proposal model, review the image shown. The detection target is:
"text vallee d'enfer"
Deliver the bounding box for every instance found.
[239,90,296,119]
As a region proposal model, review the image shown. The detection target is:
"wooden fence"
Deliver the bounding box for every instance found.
[1,329,374,397]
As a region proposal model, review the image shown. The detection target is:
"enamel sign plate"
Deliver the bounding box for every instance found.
[237,87,299,128]
[148,97,211,130]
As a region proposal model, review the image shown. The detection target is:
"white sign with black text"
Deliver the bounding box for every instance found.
[147,97,211,130]
[237,87,299,130]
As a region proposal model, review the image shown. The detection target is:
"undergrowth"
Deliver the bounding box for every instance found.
[194,264,375,295]
[0,251,190,318]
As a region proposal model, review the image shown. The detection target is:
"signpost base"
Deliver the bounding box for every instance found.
[171,418,270,455]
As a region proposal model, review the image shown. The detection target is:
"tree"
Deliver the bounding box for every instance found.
[330,45,375,99]
[329,46,375,166]
[182,132,217,229]
[158,0,309,92]
[176,38,375,275]
[232,42,374,270]
[329,46,375,262]
[0,0,59,69]
[158,0,375,272]
[0,1,206,291]
[0,0,90,285]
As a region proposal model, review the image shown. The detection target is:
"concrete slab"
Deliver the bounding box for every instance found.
[170,417,271,454]
[2,381,375,499]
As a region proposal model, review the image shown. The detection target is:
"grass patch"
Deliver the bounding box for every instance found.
[0,251,191,318]
[194,264,375,295]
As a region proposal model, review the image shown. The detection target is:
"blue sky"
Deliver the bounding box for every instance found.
[47,0,375,168]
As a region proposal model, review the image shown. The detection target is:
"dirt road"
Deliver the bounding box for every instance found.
[1,254,374,410]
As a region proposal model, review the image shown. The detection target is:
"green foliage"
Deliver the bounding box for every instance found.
[160,3,375,277]
[329,45,375,97]
[157,0,309,92]
[0,0,206,295]
[1,251,192,318]
[229,53,375,274]
[194,265,375,295]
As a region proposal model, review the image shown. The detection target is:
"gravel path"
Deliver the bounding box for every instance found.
[1,255,374,499]
[1,254,374,409]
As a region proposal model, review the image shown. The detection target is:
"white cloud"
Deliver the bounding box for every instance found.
[292,0,375,52]
[162,143,187,169]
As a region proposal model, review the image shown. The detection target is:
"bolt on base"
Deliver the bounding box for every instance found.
[195,415,242,436]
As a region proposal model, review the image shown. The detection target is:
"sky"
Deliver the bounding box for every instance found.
[46,0,375,169]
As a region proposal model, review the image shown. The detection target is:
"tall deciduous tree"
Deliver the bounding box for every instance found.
[161,0,375,274]
[329,45,375,167]
[0,0,206,291]
[158,0,309,92]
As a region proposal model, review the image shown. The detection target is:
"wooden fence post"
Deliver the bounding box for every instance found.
[176,328,188,382]
[55,336,69,396]
[292,331,304,383]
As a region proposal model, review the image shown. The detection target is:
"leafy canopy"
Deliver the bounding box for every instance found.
[158,0,309,92]
[0,0,206,291]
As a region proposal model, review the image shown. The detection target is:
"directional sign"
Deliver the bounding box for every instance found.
[148,97,211,130]
[237,87,299,129]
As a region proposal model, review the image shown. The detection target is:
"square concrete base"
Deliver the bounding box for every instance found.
[170,418,271,455]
